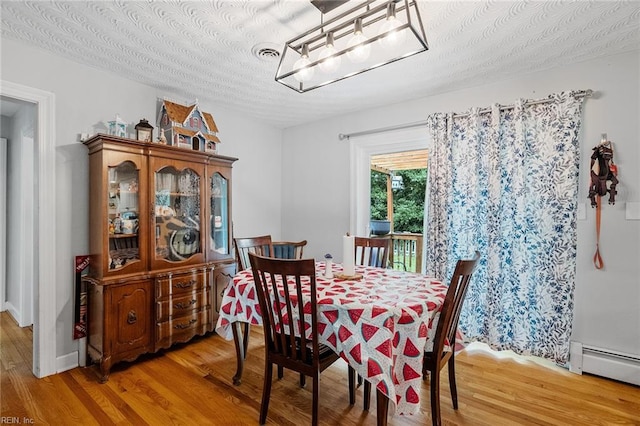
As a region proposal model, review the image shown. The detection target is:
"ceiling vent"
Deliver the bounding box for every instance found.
[252,43,281,62]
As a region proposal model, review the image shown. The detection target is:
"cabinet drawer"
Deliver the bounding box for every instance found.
[155,309,211,349]
[156,290,210,322]
[156,271,206,298]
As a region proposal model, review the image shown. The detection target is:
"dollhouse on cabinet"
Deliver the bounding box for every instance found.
[157,99,221,153]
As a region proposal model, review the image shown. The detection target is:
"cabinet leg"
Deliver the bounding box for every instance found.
[232,321,245,385]
[98,358,111,384]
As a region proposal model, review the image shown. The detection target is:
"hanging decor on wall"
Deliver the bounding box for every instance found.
[588,134,619,270]
[275,0,428,93]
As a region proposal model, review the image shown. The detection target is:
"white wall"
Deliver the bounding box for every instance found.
[283,50,640,359]
[0,38,283,363]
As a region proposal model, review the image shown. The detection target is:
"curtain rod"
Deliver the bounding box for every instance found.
[338,89,594,141]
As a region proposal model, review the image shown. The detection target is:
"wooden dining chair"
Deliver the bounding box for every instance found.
[235,236,309,380]
[359,251,481,423]
[422,251,480,426]
[234,235,274,271]
[272,240,307,260]
[232,235,274,367]
[354,236,390,268]
[248,253,353,425]
[354,236,392,407]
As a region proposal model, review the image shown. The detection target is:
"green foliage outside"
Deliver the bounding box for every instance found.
[370,169,427,233]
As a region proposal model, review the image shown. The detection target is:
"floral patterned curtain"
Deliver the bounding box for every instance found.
[426,91,585,364]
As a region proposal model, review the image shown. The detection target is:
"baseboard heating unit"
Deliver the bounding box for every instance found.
[570,342,640,386]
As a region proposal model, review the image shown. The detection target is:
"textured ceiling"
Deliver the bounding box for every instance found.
[1,1,638,129]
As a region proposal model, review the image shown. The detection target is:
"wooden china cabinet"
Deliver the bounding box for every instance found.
[83,134,237,382]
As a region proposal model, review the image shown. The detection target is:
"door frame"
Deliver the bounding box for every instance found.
[1,80,57,378]
[0,138,6,312]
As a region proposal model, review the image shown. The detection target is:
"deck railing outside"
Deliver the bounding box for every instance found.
[379,232,423,273]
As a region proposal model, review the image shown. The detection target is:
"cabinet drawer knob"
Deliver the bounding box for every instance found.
[175,280,196,289]
[127,310,137,324]
[174,299,197,309]
[174,319,197,329]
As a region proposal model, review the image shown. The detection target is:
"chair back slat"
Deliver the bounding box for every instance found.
[234,235,274,271]
[354,237,390,268]
[272,240,307,260]
[433,252,480,354]
[294,273,311,363]
[249,253,319,368]
[255,268,279,354]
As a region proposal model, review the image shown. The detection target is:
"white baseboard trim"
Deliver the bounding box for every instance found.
[56,351,79,374]
[4,301,22,326]
[570,341,640,386]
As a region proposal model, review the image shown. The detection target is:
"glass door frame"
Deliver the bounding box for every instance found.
[149,157,206,270]
[206,166,234,262]
[102,151,148,278]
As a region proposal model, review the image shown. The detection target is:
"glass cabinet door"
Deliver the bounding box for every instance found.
[210,172,229,256]
[107,161,140,271]
[154,166,202,263]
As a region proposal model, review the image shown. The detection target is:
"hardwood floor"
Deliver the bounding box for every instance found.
[2,311,639,425]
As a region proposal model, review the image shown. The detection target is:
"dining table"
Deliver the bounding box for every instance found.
[214,261,450,425]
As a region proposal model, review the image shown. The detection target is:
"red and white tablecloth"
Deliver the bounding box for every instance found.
[215,262,448,416]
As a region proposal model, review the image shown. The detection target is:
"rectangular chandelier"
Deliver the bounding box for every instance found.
[275,0,428,93]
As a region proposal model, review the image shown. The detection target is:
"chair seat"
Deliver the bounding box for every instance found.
[312,342,340,362]
[272,335,340,368]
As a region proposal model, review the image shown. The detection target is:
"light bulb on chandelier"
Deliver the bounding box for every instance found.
[293,44,314,82]
[379,2,406,49]
[318,32,341,73]
[346,18,371,63]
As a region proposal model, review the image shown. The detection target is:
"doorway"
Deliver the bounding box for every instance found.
[1,80,57,378]
[1,97,36,327]
[370,149,428,232]
[370,151,428,272]
[349,125,429,238]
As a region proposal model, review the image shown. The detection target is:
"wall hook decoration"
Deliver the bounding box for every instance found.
[589,135,618,207]
[588,134,620,270]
